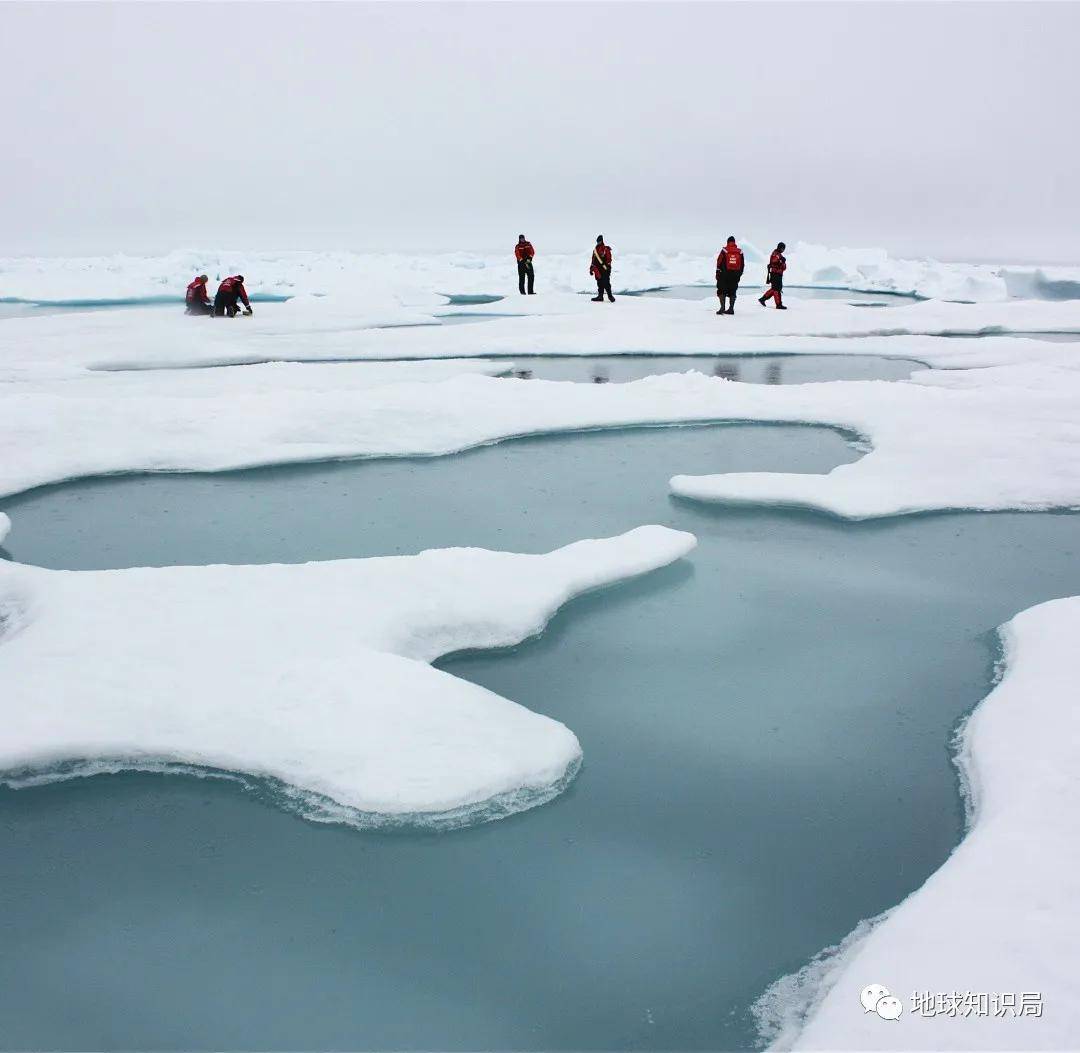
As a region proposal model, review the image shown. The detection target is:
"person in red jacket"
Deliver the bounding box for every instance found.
[759,243,788,310]
[185,274,212,316]
[590,235,614,302]
[716,236,745,315]
[214,275,252,318]
[515,235,535,295]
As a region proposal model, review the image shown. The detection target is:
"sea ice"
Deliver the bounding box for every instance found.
[2,244,1076,304]
[3,292,1080,377]
[755,596,1080,1050]
[0,526,695,826]
[3,350,1080,519]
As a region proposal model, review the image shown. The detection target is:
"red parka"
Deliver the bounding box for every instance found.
[716,243,745,279]
[590,244,612,277]
[768,250,787,276]
[515,240,535,262]
[218,275,250,308]
[186,276,209,305]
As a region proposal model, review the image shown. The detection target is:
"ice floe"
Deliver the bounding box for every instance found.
[3,292,1079,378]
[0,526,695,826]
[755,596,1080,1050]
[3,342,1080,518]
[3,247,1080,1033]
[2,245,1077,304]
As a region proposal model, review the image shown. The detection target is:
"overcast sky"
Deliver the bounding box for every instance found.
[3,1,1078,262]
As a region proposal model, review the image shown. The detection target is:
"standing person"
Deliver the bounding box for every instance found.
[515,235,535,295]
[759,242,788,309]
[214,275,253,317]
[590,235,614,302]
[185,274,212,316]
[716,236,745,315]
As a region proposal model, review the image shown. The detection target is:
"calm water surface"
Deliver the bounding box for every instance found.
[1,425,1078,1051]
[494,354,918,384]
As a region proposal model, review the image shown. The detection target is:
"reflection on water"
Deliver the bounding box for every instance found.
[502,354,918,385]
[2,427,1079,1050]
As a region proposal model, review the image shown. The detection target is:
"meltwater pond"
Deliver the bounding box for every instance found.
[2,425,1079,1051]
[495,353,918,384]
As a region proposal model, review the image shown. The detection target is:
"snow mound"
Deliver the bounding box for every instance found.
[0,526,696,828]
[756,596,1080,1050]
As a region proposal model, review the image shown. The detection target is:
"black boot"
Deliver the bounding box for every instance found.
[776,304,788,310]
[591,295,603,302]
[758,296,767,306]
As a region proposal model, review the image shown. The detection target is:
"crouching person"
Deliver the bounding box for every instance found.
[214,275,253,317]
[185,274,212,315]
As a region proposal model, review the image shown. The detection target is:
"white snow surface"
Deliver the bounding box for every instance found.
[1,293,1078,378]
[1,294,1079,516]
[0,526,695,825]
[3,252,1080,1034]
[755,596,1080,1050]
[3,245,1078,305]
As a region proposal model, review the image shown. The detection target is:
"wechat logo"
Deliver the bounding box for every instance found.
[861,984,904,1021]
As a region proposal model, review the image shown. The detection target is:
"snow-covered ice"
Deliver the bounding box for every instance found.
[3,244,1080,1043]
[755,596,1080,1050]
[3,292,1080,376]
[3,337,1079,518]
[2,245,1077,304]
[0,526,695,826]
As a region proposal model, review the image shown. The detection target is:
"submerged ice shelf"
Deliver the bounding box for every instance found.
[0,527,694,827]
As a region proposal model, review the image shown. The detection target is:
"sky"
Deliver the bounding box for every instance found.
[3,1,1078,262]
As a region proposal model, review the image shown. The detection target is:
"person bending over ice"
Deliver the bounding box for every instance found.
[759,243,788,309]
[716,236,745,315]
[214,275,253,317]
[590,236,614,302]
[185,274,212,316]
[515,235,536,295]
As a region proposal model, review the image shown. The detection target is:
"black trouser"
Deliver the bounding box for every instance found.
[185,300,212,316]
[594,269,613,300]
[718,274,741,308]
[517,259,535,295]
[214,291,240,317]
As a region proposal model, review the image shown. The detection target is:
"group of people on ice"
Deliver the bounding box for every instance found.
[515,234,789,311]
[185,238,789,317]
[185,274,253,317]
